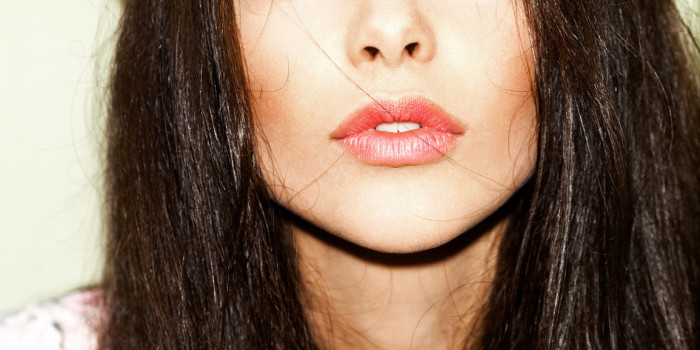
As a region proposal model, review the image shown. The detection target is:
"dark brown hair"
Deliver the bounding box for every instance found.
[101,0,699,348]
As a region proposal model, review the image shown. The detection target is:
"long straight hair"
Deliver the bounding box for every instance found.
[476,0,699,348]
[101,0,699,348]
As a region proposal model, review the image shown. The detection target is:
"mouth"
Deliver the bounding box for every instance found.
[331,97,465,166]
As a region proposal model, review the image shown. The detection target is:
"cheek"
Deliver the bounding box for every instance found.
[444,13,537,192]
[483,14,537,185]
[239,12,341,197]
[471,94,537,192]
[474,62,537,188]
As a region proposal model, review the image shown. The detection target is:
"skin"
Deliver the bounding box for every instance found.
[236,0,536,348]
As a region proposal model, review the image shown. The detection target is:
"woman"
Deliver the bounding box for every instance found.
[2,0,698,348]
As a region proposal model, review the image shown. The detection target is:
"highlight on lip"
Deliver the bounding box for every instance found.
[332,97,465,166]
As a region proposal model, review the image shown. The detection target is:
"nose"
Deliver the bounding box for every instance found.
[345,1,436,68]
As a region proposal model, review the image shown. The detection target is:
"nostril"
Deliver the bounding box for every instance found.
[405,42,419,56]
[364,46,380,58]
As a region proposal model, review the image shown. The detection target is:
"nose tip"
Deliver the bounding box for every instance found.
[346,3,436,67]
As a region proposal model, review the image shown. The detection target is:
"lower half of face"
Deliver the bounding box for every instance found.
[238,0,537,253]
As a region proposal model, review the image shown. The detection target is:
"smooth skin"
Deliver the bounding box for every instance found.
[236,0,536,348]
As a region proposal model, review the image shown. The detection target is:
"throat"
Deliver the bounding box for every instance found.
[292,224,504,350]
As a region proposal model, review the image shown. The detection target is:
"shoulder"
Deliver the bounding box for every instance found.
[0,290,103,350]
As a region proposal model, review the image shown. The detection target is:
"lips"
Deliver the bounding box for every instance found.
[331,97,465,166]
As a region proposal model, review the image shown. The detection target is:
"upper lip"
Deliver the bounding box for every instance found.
[331,97,466,139]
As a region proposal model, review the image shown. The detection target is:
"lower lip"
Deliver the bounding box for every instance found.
[339,128,457,166]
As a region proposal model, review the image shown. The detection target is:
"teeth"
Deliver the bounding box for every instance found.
[375,122,421,133]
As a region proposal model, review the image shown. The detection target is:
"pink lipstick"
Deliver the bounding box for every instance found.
[332,97,465,166]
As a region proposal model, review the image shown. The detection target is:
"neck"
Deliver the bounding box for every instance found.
[291,216,505,350]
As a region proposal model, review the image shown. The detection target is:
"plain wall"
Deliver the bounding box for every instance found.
[0,0,120,313]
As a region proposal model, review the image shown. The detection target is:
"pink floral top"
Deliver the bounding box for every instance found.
[0,290,102,350]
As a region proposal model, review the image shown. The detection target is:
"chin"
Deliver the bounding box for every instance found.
[270,156,531,255]
[342,222,472,254]
[286,188,511,255]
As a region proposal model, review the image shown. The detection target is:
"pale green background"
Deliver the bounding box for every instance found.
[0,0,697,314]
[0,0,120,313]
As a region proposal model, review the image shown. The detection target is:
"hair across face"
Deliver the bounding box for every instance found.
[237,0,537,253]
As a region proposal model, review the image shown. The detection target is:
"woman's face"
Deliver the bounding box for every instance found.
[237,0,537,253]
